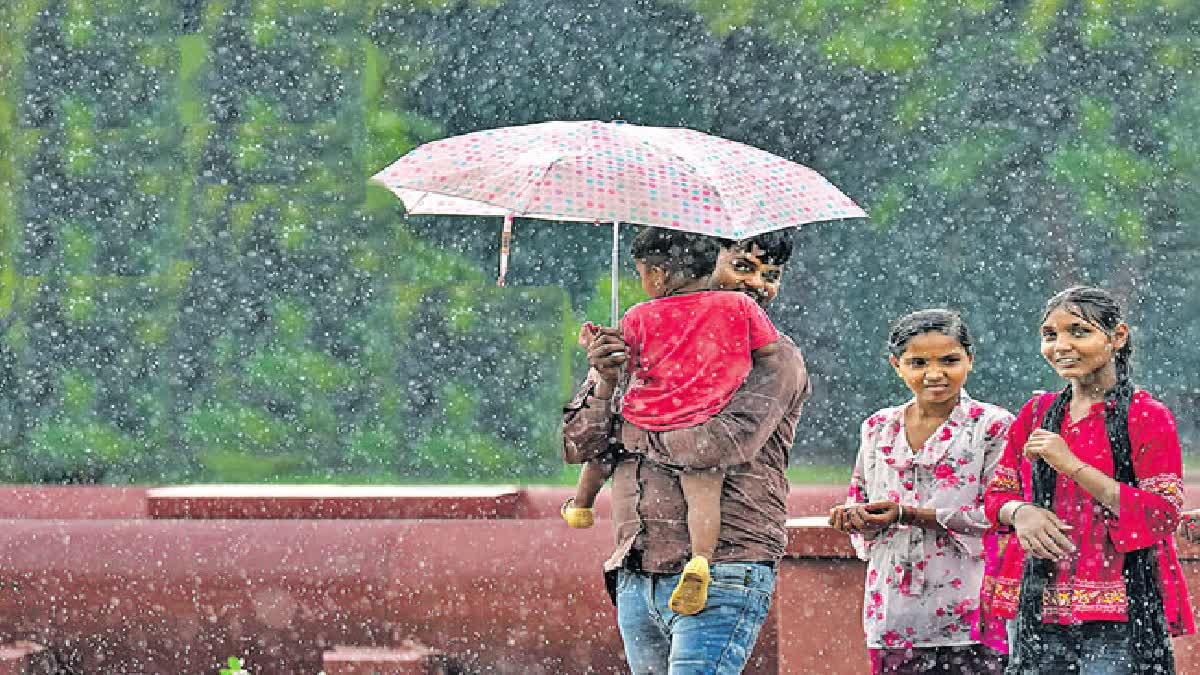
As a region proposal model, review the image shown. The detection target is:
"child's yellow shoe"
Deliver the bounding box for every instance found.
[669,556,711,616]
[560,498,594,529]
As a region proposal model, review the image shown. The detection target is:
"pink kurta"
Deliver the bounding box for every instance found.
[983,390,1194,637]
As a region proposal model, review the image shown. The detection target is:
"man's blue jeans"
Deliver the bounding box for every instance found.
[616,562,776,675]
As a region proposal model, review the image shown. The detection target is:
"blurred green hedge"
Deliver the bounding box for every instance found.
[1,0,1197,484]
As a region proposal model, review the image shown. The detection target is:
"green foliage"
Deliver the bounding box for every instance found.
[2,0,1198,485]
[14,417,140,483]
[0,0,569,485]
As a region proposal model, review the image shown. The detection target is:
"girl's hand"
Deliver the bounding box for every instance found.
[858,501,900,533]
[828,505,848,531]
[828,504,861,533]
[1013,504,1076,560]
[1023,429,1076,471]
[828,501,899,534]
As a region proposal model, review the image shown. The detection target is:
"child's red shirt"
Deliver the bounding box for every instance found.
[620,290,778,432]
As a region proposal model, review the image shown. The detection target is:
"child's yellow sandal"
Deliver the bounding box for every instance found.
[669,556,711,615]
[560,497,595,529]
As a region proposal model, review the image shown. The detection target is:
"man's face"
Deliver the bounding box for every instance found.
[710,244,784,307]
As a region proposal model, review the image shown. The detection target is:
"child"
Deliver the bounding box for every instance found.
[983,287,1193,673]
[561,226,779,616]
[829,309,1013,674]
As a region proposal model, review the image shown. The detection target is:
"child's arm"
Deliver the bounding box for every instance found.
[562,324,627,464]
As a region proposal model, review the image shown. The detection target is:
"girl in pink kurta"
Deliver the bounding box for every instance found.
[831,309,1013,674]
[983,287,1193,674]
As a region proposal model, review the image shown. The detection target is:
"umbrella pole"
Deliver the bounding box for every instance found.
[611,220,620,327]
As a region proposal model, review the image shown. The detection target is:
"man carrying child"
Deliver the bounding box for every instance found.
[561,229,811,675]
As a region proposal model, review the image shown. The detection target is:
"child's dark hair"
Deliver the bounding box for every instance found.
[630,227,720,278]
[717,230,794,265]
[1041,285,1133,383]
[1012,287,1169,672]
[886,309,974,358]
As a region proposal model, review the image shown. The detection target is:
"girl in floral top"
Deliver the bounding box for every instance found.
[983,287,1193,674]
[831,309,1014,674]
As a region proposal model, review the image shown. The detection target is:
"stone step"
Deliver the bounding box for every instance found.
[146,484,523,519]
[321,645,448,675]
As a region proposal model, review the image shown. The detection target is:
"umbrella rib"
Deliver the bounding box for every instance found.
[373,158,570,219]
[508,122,591,217]
[510,156,565,217]
[608,124,737,235]
[376,183,521,217]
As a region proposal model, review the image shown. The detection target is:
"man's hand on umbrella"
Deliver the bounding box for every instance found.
[586,327,627,397]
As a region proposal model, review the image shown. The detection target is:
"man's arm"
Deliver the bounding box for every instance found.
[562,372,622,464]
[561,327,629,464]
[629,340,810,470]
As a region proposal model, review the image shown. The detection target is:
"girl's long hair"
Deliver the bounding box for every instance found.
[1007,287,1173,674]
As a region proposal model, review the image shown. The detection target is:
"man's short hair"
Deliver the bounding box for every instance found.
[718,230,793,266]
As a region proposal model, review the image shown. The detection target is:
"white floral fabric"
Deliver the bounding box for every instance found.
[846,391,1013,649]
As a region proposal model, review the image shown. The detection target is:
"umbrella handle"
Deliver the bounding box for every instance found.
[497,213,513,286]
[611,220,620,326]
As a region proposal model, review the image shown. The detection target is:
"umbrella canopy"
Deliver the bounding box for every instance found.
[370,120,867,323]
[372,120,865,239]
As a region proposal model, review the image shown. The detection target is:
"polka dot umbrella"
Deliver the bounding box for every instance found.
[370,120,867,325]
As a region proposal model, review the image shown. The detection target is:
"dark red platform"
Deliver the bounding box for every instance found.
[0,485,1197,674]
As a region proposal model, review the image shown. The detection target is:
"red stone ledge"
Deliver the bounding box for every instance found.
[786,516,1200,561]
[0,494,1197,674]
[0,518,625,674]
[0,484,860,521]
[784,516,858,558]
[146,484,524,519]
[0,486,149,519]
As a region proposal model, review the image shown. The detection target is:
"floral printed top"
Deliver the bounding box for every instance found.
[847,391,1013,649]
[982,391,1194,636]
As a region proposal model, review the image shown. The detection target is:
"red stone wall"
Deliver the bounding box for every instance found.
[0,486,1196,674]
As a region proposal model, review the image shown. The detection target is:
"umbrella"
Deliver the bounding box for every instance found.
[370,120,866,324]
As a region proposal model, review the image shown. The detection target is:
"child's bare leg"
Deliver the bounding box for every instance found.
[562,459,613,529]
[679,469,723,559]
[575,459,612,508]
[669,469,724,615]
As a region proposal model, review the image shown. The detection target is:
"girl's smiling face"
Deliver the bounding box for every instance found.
[890,332,974,406]
[1039,306,1128,379]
